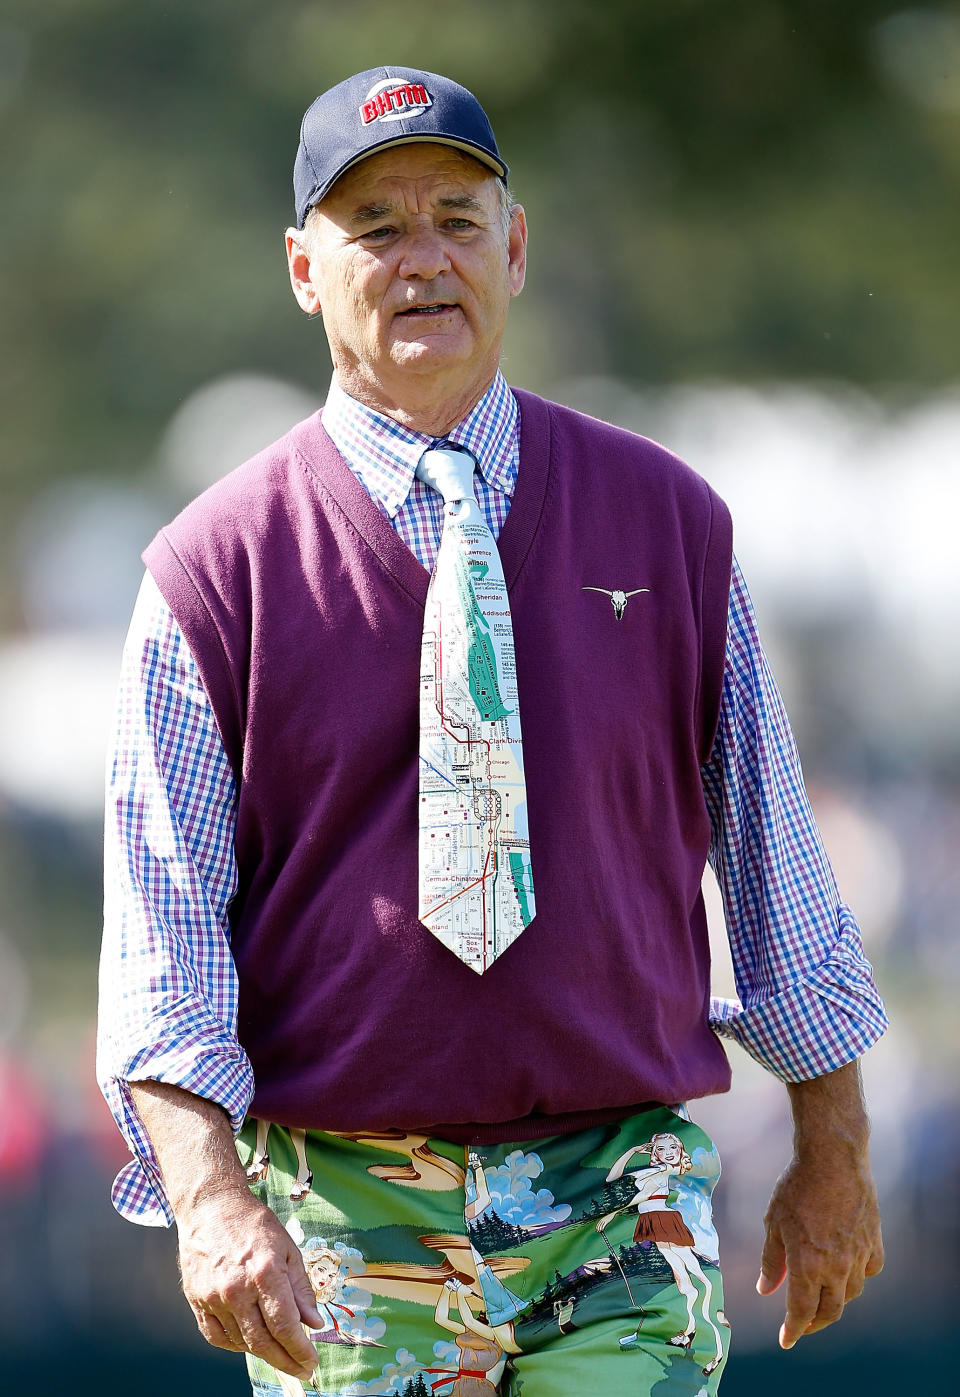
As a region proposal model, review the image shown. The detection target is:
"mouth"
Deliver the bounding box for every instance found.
[395,302,458,319]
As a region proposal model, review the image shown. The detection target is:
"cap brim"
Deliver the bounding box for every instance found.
[298,134,508,227]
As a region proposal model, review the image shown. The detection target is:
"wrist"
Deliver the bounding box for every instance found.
[128,1079,251,1221]
[169,1160,252,1223]
[791,1119,871,1168]
[786,1061,871,1160]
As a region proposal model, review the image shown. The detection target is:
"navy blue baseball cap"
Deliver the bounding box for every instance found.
[293,66,508,228]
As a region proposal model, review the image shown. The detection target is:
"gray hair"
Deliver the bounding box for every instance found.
[496,180,516,240]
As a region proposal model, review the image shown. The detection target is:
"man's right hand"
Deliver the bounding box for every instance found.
[178,1187,326,1379]
[127,1081,325,1380]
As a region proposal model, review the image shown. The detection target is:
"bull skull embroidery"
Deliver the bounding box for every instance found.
[582,586,650,620]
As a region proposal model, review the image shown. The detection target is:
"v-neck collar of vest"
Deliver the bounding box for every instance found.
[292,387,551,607]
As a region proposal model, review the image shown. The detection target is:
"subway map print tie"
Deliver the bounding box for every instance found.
[416,445,535,972]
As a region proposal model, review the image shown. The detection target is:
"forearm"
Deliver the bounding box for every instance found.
[128,1080,250,1220]
[786,1060,871,1159]
[705,560,887,1082]
[99,573,251,1224]
[760,1058,883,1348]
[129,1081,323,1378]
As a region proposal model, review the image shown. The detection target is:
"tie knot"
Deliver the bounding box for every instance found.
[415,446,478,506]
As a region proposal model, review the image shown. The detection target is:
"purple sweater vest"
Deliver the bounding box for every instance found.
[144,389,734,1142]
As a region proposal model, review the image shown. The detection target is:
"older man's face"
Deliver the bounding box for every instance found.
[288,144,526,414]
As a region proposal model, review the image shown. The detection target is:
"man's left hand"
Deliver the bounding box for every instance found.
[757,1061,884,1349]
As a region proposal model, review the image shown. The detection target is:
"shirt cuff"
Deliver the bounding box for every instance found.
[709,914,889,1082]
[99,1017,255,1227]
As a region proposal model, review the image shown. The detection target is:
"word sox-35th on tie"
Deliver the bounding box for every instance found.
[415,445,535,972]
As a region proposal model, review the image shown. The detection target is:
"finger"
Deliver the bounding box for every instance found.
[803,1282,846,1336]
[779,1269,820,1349]
[756,1223,786,1296]
[844,1270,866,1303]
[257,1276,321,1371]
[289,1261,328,1330]
[203,1300,247,1350]
[232,1299,316,1379]
[191,1304,247,1353]
[865,1243,885,1277]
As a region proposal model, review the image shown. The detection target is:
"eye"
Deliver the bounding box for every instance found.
[360,225,396,243]
[445,217,475,231]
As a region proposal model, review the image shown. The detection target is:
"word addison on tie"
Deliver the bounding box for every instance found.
[415,444,535,972]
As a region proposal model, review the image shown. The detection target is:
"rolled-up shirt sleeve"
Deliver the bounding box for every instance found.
[97,572,252,1226]
[702,557,889,1081]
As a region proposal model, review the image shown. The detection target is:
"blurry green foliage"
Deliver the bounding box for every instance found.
[1,0,957,590]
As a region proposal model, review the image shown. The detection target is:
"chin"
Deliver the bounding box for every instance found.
[389,339,472,371]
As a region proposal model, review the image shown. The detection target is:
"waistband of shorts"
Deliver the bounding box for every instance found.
[420,1099,670,1146]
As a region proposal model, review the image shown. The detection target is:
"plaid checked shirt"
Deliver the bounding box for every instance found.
[98,371,887,1224]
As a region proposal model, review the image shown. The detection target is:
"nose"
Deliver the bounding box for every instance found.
[397,222,451,281]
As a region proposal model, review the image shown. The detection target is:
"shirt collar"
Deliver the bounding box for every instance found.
[323,372,518,520]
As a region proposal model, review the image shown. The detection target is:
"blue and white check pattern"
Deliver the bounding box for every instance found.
[703,579,888,1077]
[323,375,516,554]
[99,371,887,1224]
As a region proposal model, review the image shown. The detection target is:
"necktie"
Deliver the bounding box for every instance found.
[415,445,535,972]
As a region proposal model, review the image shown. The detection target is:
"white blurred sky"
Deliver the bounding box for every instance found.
[1,372,957,820]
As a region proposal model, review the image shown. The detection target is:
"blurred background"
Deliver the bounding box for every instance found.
[1,0,958,1390]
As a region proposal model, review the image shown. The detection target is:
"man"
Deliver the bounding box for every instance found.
[98,67,887,1397]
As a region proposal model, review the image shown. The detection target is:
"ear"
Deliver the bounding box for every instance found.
[506,203,527,298]
[285,227,323,316]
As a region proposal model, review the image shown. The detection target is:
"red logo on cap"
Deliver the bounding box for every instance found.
[360,80,432,125]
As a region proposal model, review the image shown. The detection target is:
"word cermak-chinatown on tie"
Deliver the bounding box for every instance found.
[415,445,536,972]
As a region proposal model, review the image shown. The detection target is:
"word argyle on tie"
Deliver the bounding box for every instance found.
[415,444,535,972]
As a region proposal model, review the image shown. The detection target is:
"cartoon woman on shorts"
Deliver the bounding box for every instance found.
[596,1131,724,1375]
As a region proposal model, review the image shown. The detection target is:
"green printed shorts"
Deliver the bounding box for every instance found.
[236,1105,729,1397]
